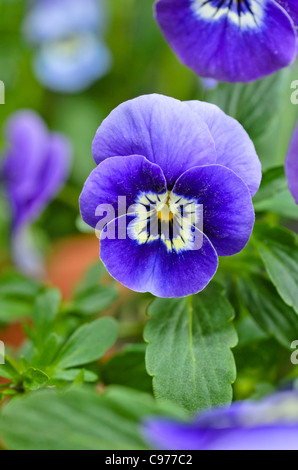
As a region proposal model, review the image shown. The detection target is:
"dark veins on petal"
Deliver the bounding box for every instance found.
[199,0,258,22]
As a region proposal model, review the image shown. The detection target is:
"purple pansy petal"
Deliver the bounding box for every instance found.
[2,111,49,192]
[12,133,72,232]
[1,111,72,231]
[1,111,72,275]
[79,155,167,229]
[2,111,49,229]
[23,133,73,228]
[100,215,218,298]
[144,419,298,450]
[23,0,104,44]
[92,94,217,189]
[285,122,298,204]
[173,165,255,256]
[194,390,298,430]
[144,392,298,450]
[33,35,111,94]
[185,101,262,197]
[200,426,298,451]
[143,420,203,451]
[155,0,297,82]
[277,0,298,26]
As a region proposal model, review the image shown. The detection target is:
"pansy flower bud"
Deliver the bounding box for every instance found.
[1,111,72,276]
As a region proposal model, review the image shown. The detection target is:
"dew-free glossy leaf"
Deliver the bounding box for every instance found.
[254,224,298,314]
[0,386,185,450]
[145,283,237,414]
[54,317,118,370]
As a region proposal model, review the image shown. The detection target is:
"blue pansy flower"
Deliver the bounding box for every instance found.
[286,121,298,205]
[143,391,298,450]
[1,111,72,276]
[23,0,112,94]
[79,94,261,298]
[155,0,298,82]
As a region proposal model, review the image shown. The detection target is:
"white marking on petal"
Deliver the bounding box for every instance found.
[130,189,203,253]
[191,0,265,29]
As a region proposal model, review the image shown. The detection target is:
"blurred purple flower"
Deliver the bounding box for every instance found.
[155,0,298,82]
[143,392,298,450]
[1,110,72,276]
[79,94,261,298]
[285,122,298,205]
[23,0,112,93]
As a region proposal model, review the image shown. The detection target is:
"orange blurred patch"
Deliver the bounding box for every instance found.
[0,378,10,385]
[0,322,25,348]
[47,234,99,299]
[0,323,25,383]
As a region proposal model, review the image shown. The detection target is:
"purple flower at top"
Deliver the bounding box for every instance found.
[23,0,103,43]
[285,122,298,205]
[23,0,112,93]
[143,391,298,450]
[155,0,298,82]
[79,94,261,298]
[1,111,72,276]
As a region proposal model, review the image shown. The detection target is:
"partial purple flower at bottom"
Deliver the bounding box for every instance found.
[1,111,72,276]
[80,94,261,298]
[285,122,298,205]
[143,392,298,450]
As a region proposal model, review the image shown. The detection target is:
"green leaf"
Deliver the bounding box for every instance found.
[32,334,62,368]
[32,289,61,345]
[144,283,238,414]
[0,355,21,381]
[0,390,17,402]
[254,224,298,314]
[0,386,186,450]
[72,285,118,316]
[54,317,119,370]
[0,363,18,380]
[207,72,286,138]
[19,357,31,373]
[253,166,287,204]
[102,344,152,393]
[70,263,119,316]
[236,316,268,348]
[238,275,298,349]
[75,263,107,292]
[23,368,49,391]
[53,368,98,383]
[207,70,293,169]
[0,272,41,323]
[0,273,39,297]
[0,298,32,323]
[254,189,298,219]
